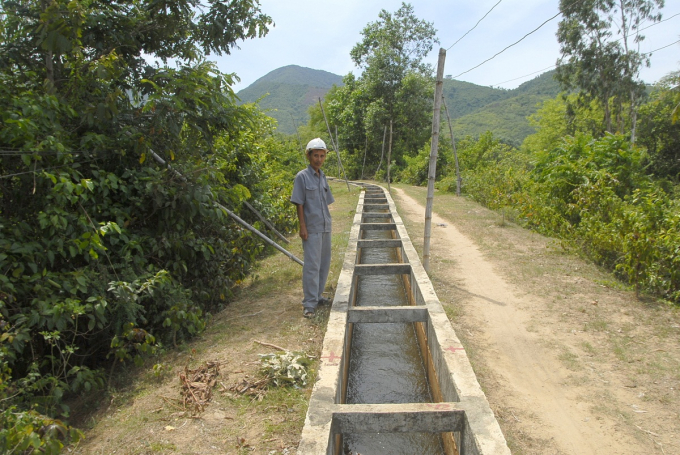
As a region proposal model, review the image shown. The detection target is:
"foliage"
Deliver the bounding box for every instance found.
[258,351,313,388]
[0,407,83,455]
[400,139,453,185]
[446,128,680,303]
[0,0,312,450]
[636,72,680,181]
[555,0,663,135]
[309,2,438,179]
[522,93,605,152]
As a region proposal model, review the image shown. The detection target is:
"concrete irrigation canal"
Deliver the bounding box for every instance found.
[297,183,510,455]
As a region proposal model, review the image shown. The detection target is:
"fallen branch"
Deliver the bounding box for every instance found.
[254,340,289,352]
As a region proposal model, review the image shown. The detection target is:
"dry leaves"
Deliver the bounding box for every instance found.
[178,361,220,414]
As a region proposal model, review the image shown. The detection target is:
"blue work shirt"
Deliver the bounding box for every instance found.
[290,165,334,233]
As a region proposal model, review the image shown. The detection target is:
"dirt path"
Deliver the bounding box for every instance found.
[392,188,678,455]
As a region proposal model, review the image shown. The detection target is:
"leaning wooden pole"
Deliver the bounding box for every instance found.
[360,135,368,180]
[318,98,350,191]
[442,98,461,197]
[376,125,387,174]
[242,200,290,244]
[148,150,302,266]
[423,48,446,273]
[216,203,303,266]
[387,119,393,193]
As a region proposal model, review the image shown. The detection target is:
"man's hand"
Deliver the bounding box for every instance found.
[296,203,308,240]
[299,225,308,241]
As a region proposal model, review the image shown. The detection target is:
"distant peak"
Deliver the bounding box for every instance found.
[241,65,343,92]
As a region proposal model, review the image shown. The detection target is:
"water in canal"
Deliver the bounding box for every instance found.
[343,206,444,454]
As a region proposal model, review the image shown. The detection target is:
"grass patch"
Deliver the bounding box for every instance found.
[558,348,581,371]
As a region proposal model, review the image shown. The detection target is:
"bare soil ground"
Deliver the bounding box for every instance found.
[70,183,680,454]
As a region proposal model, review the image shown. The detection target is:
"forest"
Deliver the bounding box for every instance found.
[1,0,678,452]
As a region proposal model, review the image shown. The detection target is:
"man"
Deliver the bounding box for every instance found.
[290,138,335,318]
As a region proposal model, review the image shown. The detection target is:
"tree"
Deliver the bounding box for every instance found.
[522,93,605,153]
[317,2,438,177]
[555,0,664,139]
[0,0,286,445]
[637,71,680,180]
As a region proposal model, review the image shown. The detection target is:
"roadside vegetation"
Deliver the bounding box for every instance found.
[1,0,678,453]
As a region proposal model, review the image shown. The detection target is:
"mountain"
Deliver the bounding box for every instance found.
[237,66,561,144]
[443,71,562,146]
[237,65,343,134]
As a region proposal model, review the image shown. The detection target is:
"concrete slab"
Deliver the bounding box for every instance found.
[347,306,429,323]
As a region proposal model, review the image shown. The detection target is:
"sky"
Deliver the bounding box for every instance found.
[213,0,680,93]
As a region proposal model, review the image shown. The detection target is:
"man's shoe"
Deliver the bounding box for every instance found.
[318,298,332,306]
[303,308,315,318]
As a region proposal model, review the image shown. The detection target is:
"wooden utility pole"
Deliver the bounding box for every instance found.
[443,98,461,197]
[361,135,368,180]
[376,125,387,174]
[423,48,446,273]
[387,119,393,193]
[318,98,350,191]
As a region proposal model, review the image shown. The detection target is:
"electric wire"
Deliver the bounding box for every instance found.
[638,11,680,33]
[491,65,556,87]
[452,10,562,79]
[487,10,679,87]
[446,0,504,50]
[646,39,680,54]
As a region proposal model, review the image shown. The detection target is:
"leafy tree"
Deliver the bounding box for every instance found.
[555,0,664,138]
[522,93,605,153]
[315,2,438,178]
[0,0,293,448]
[637,72,680,180]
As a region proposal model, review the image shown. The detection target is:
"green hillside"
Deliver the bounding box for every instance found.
[445,71,562,145]
[239,66,561,143]
[237,65,343,134]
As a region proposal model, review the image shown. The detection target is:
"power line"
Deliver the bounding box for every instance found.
[453,10,562,79]
[485,10,678,87]
[638,11,680,33]
[646,39,680,54]
[493,65,557,86]
[446,0,504,51]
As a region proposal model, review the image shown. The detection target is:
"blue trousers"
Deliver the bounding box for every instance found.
[302,231,331,310]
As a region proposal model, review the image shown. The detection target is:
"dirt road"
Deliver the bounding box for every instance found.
[392,187,679,455]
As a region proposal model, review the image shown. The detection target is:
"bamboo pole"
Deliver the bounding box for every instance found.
[215,203,303,266]
[318,98,350,191]
[361,135,368,180]
[376,125,387,174]
[442,98,461,197]
[387,119,393,193]
[242,200,290,244]
[148,150,303,266]
[423,48,446,273]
